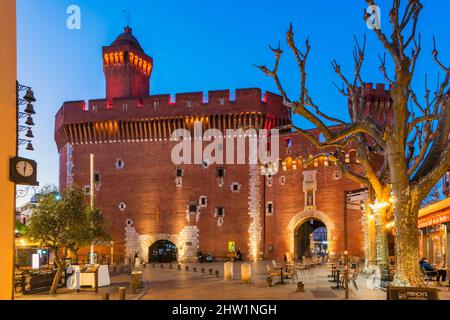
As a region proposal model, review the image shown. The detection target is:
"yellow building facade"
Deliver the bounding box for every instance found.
[0,0,17,300]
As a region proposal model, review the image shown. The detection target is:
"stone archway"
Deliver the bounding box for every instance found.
[287,210,336,260]
[148,239,178,263]
[140,233,179,262]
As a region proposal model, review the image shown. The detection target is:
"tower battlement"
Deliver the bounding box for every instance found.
[349,82,393,128]
[54,88,289,151]
[55,88,286,124]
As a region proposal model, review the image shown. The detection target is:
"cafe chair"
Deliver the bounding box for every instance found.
[420,266,438,286]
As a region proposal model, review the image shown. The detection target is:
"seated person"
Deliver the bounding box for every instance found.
[419,258,447,283]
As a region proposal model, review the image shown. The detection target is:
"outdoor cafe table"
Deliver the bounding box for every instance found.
[330,268,344,289]
[274,265,287,285]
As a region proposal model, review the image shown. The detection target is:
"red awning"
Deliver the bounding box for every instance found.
[418,207,450,229]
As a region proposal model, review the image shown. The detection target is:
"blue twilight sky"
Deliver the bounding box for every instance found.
[16,0,450,204]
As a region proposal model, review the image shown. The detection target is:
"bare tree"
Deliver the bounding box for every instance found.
[258,0,449,286]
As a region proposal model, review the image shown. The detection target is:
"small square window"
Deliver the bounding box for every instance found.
[176,168,184,177]
[216,207,225,217]
[216,167,225,178]
[189,204,197,213]
[94,172,101,184]
[118,202,127,212]
[267,202,274,215]
[115,159,125,169]
[231,183,241,192]
[84,185,90,195]
[199,196,207,207]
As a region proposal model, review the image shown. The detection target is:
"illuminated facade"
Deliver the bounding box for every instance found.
[0,0,17,300]
[54,27,374,263]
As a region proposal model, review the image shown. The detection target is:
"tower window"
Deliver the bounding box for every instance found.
[199,196,207,207]
[115,159,125,169]
[94,172,101,184]
[215,207,225,217]
[84,185,90,195]
[216,167,225,178]
[176,168,184,177]
[118,202,127,212]
[189,203,198,213]
[267,202,274,215]
[231,183,241,192]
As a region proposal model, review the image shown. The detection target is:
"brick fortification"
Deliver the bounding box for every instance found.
[55,26,391,263]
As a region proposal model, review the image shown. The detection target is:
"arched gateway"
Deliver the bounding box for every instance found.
[148,240,178,263]
[287,210,336,261]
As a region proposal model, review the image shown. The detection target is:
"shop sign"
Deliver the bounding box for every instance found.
[418,211,450,229]
[387,286,439,300]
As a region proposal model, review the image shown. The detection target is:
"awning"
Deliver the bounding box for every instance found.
[418,206,450,229]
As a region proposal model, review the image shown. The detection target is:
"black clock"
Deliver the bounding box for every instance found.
[10,157,39,186]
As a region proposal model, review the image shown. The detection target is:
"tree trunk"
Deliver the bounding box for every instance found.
[376,222,390,266]
[364,207,378,272]
[50,256,63,295]
[392,196,423,286]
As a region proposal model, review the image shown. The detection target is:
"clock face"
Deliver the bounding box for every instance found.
[16,161,34,177]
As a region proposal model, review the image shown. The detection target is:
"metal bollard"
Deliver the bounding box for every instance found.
[119,287,126,300]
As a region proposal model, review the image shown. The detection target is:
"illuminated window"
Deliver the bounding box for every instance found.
[228,241,236,253]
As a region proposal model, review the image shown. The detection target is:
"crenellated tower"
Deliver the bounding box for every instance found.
[348,83,394,130]
[103,26,153,102]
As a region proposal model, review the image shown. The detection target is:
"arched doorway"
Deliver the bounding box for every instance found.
[295,219,328,259]
[148,240,178,263]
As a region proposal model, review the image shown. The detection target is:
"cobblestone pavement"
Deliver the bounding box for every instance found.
[15,261,450,300]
